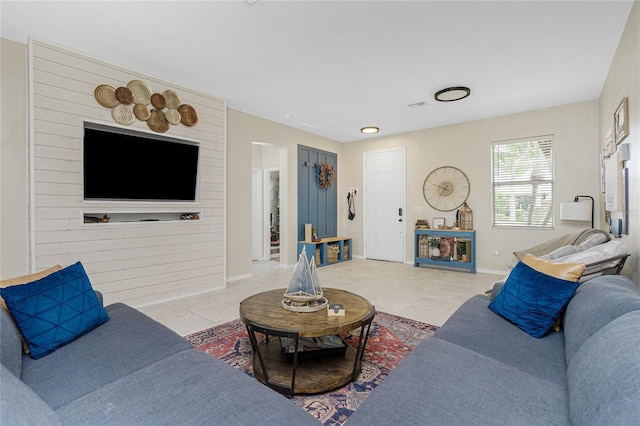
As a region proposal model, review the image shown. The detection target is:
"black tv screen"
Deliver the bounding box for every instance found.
[84,125,199,201]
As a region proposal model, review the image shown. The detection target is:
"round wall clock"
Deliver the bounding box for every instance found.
[423,166,470,211]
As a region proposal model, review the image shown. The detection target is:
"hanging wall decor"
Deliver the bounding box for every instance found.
[318,162,335,188]
[614,97,629,144]
[94,80,198,133]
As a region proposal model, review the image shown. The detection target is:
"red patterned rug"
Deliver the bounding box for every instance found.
[185,311,438,425]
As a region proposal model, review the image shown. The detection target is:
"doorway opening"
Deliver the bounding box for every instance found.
[251,142,287,271]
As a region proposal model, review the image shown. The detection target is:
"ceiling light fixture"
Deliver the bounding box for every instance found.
[434,86,471,102]
[361,127,379,134]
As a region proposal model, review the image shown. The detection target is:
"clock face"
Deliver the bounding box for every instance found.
[423,166,470,211]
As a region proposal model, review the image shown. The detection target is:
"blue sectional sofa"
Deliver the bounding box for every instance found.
[3,268,639,425]
[348,274,640,425]
[1,301,319,425]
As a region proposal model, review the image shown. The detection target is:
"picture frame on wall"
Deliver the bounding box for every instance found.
[614,97,629,144]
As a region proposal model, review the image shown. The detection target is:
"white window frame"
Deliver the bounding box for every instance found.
[491,135,555,229]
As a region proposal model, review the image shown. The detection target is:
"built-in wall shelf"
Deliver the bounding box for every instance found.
[83,211,202,225]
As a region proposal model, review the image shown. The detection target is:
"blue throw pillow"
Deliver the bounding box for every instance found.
[488,261,580,338]
[0,262,109,359]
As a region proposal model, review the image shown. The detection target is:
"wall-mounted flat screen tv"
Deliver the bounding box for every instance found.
[83,123,200,202]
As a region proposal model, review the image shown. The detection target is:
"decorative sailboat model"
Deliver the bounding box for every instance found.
[282,247,328,312]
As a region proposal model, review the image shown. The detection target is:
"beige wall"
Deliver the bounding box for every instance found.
[343,100,601,273]
[0,39,29,279]
[4,13,637,284]
[226,108,343,279]
[599,1,640,281]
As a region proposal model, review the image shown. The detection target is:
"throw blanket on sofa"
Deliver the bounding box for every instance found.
[513,229,609,261]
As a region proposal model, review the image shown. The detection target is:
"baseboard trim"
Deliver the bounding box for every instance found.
[227,273,253,282]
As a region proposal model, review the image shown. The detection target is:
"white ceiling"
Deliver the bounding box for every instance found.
[1,1,634,142]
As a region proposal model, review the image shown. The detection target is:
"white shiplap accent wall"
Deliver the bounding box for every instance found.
[30,39,226,307]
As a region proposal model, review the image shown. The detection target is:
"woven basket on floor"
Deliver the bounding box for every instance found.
[327,244,339,263]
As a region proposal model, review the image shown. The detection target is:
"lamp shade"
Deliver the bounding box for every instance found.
[559,202,591,222]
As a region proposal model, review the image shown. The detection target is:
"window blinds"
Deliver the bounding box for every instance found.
[492,136,554,228]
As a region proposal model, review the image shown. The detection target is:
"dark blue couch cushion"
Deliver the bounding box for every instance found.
[0,262,109,359]
[489,261,579,338]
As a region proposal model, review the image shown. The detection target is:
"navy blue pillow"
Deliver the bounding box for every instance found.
[488,261,580,338]
[0,262,109,359]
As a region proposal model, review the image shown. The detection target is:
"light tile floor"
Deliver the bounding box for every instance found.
[139,259,502,336]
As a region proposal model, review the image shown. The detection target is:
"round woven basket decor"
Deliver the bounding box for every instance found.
[133,104,151,121]
[111,104,135,126]
[151,93,166,109]
[115,87,134,104]
[165,109,181,125]
[178,104,198,127]
[94,85,118,108]
[163,90,181,109]
[126,80,152,105]
[147,109,170,133]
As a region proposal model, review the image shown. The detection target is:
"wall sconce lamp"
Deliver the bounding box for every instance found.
[559,195,594,228]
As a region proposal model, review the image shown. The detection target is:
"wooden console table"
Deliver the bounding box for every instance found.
[239,288,375,397]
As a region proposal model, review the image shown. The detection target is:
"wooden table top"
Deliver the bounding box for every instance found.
[239,288,375,338]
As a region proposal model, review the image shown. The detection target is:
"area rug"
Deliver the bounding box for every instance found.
[185,311,438,426]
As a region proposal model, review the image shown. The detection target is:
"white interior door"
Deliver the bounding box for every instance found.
[364,148,406,262]
[251,169,263,260]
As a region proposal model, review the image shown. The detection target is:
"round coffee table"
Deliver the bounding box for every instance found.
[239,288,375,396]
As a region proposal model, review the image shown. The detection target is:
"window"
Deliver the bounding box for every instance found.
[492,135,554,229]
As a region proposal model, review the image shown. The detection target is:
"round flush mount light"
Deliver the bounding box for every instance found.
[361,126,379,134]
[434,86,471,102]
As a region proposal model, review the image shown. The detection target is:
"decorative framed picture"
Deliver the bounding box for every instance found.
[433,218,445,229]
[614,97,629,144]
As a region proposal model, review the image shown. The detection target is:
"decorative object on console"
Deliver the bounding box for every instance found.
[415,219,429,230]
[439,237,455,259]
[318,162,335,189]
[457,202,473,230]
[282,247,327,312]
[614,97,629,144]
[94,80,198,132]
[560,195,594,228]
[423,166,470,211]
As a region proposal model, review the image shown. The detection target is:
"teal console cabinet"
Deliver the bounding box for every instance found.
[414,229,476,273]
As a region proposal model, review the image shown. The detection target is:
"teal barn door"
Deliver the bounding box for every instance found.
[298,145,337,241]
